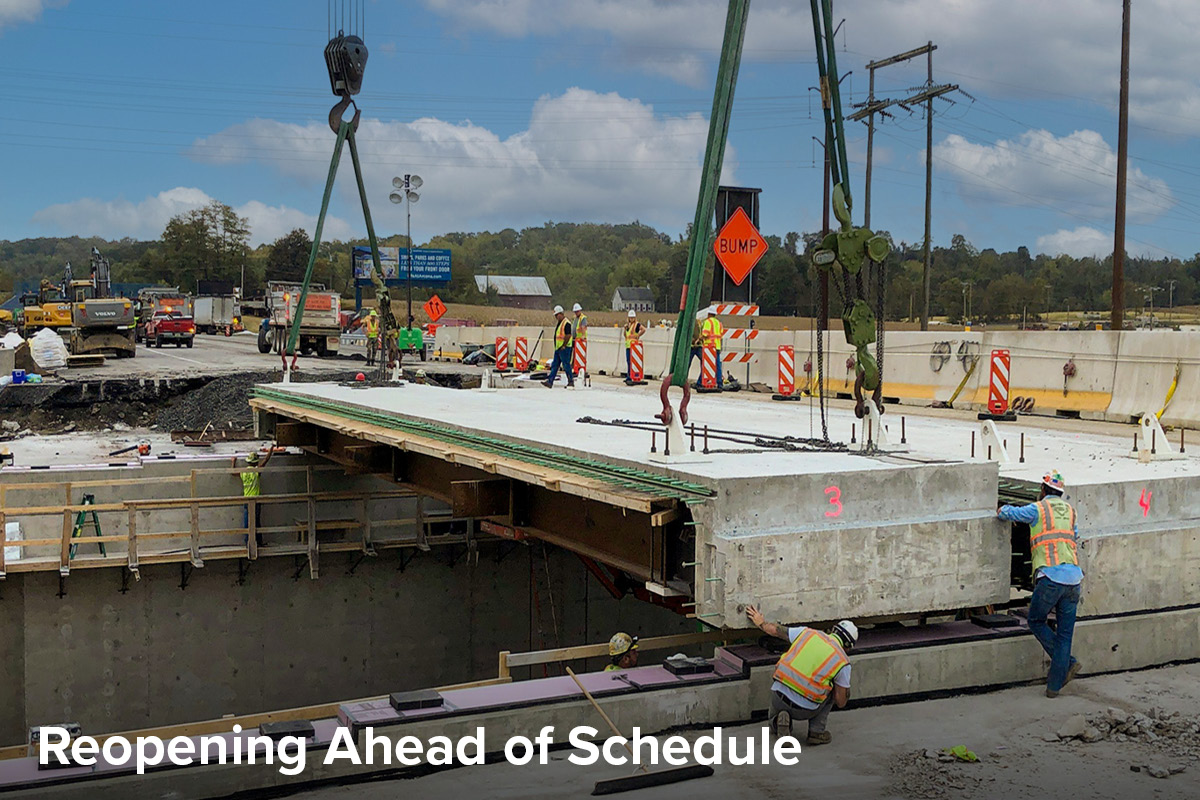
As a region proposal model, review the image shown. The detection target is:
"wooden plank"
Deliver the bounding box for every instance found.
[503,629,750,671]
[0,510,6,578]
[650,505,681,527]
[59,510,72,575]
[247,499,258,561]
[127,508,139,575]
[189,504,203,567]
[275,421,318,447]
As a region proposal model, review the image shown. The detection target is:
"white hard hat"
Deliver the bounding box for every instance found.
[696,309,706,321]
[553,305,564,314]
[832,620,859,649]
[706,305,717,315]
[627,309,637,318]
[572,303,582,312]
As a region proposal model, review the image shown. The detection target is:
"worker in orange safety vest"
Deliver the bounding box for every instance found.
[747,604,856,744]
[998,469,1083,697]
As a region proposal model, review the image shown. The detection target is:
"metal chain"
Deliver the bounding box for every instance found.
[817,274,829,443]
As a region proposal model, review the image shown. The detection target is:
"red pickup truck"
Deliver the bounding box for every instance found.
[145,310,195,348]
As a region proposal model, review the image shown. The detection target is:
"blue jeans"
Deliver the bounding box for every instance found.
[546,346,574,385]
[626,347,633,379]
[1028,577,1080,691]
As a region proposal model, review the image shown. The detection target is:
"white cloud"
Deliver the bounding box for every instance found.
[1036,226,1173,260]
[1035,227,1111,259]
[933,129,1173,223]
[30,187,353,246]
[0,0,67,31]
[188,88,737,235]
[424,1,1200,134]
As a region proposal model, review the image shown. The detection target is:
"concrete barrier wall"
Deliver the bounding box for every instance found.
[1108,331,1200,425]
[433,325,1200,429]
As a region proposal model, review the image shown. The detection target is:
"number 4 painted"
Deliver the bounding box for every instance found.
[825,485,843,518]
[1139,487,1152,517]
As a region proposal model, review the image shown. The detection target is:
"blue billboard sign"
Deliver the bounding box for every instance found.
[352,246,452,284]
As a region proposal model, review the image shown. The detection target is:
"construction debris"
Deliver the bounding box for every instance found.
[1055,707,1200,778]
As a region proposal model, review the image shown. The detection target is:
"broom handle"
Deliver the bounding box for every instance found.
[566,667,636,759]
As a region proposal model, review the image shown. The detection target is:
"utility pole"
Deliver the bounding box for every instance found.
[1167,279,1177,326]
[849,42,956,331]
[1113,0,1131,331]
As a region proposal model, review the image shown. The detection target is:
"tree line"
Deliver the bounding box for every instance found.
[3,201,1198,322]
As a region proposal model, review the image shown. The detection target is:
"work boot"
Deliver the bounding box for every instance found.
[771,711,792,738]
[543,380,554,388]
[1045,688,1059,698]
[1064,660,1083,687]
[806,731,833,746]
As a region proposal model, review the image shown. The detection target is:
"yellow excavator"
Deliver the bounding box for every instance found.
[18,249,137,358]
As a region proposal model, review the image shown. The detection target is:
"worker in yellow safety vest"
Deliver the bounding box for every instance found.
[998,469,1083,697]
[232,449,274,545]
[543,305,575,388]
[364,309,380,366]
[695,305,724,389]
[572,303,588,379]
[747,605,857,744]
[604,632,639,672]
[623,309,646,383]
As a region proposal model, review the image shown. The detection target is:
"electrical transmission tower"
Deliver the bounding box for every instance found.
[848,42,962,330]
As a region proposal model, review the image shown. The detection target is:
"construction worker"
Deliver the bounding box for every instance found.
[364,309,379,366]
[623,309,646,383]
[746,604,856,745]
[572,303,588,379]
[605,632,639,672]
[232,448,274,542]
[697,305,724,389]
[543,305,575,388]
[998,469,1083,697]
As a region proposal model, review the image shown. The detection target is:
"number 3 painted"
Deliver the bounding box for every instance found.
[825,485,843,518]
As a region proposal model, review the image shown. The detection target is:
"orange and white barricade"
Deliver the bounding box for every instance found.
[987,349,1011,415]
[630,340,645,382]
[701,345,718,389]
[573,338,587,377]
[513,337,529,371]
[777,345,795,396]
[495,337,509,371]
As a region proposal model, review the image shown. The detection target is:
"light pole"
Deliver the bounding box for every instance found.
[960,280,972,323]
[1167,279,1178,326]
[389,174,423,350]
[1145,285,1161,329]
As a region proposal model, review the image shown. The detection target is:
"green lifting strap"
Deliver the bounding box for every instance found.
[666,0,750,386]
[286,121,391,359]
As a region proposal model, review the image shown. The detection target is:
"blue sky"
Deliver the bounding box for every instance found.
[2,0,1198,260]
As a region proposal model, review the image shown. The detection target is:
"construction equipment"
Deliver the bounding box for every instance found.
[194,294,242,335]
[19,250,137,358]
[657,0,890,438]
[263,281,341,357]
[565,667,714,795]
[108,441,151,457]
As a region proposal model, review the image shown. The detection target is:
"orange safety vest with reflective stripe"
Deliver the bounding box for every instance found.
[624,321,643,348]
[701,317,723,351]
[555,318,573,350]
[364,315,379,336]
[773,628,849,705]
[1030,497,1078,573]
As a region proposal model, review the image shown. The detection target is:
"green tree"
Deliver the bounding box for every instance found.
[266,229,314,283]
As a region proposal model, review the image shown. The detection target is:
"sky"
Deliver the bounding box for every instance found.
[2,0,1199,261]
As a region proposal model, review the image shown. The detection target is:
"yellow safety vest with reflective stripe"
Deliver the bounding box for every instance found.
[364,315,378,336]
[624,321,643,348]
[575,314,588,341]
[701,317,723,351]
[241,471,261,498]
[773,628,848,705]
[1030,497,1078,573]
[555,318,573,349]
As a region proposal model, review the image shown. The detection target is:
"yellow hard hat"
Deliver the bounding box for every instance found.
[608,632,638,657]
[368,309,378,316]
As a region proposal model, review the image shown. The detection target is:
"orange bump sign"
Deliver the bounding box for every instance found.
[423,294,447,323]
[713,207,768,286]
